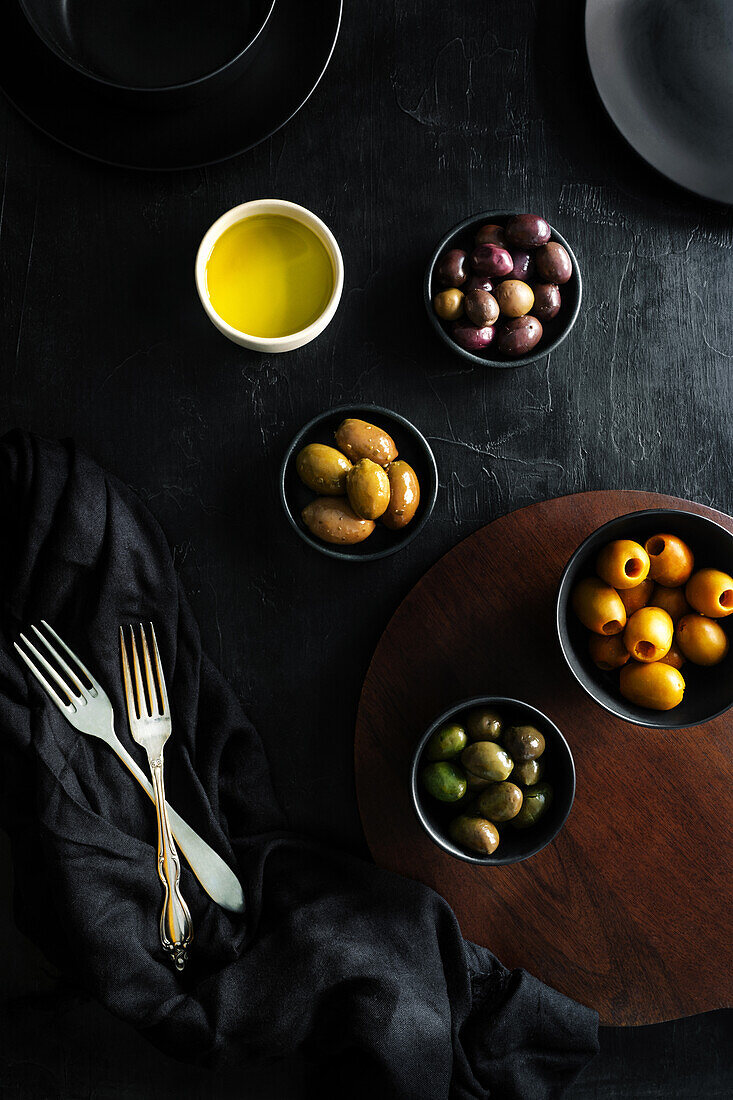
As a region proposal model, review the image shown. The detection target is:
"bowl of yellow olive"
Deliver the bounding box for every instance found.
[557,509,733,728]
[424,210,582,368]
[280,405,438,561]
[410,696,575,865]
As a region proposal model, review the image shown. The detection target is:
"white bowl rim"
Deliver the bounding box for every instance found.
[194,198,344,348]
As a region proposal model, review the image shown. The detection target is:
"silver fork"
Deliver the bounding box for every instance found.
[121,623,193,971]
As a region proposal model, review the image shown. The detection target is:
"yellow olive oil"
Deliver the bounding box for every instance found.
[205,214,334,338]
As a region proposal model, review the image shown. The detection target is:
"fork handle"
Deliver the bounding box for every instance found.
[150,756,193,970]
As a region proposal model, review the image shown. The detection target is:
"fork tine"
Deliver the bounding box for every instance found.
[148,622,169,716]
[18,631,88,707]
[120,626,136,722]
[129,625,149,718]
[14,641,77,714]
[138,624,159,716]
[40,620,99,695]
[31,624,89,699]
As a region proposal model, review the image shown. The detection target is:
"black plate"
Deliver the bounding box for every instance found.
[0,0,342,170]
[557,509,733,730]
[280,404,438,563]
[410,696,575,867]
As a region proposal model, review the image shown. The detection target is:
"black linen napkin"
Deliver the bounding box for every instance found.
[0,431,598,1098]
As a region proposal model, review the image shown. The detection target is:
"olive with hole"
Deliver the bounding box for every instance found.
[685,568,733,618]
[425,722,468,761]
[436,248,468,287]
[596,539,650,589]
[511,782,553,828]
[448,815,499,855]
[531,283,561,322]
[535,241,573,284]
[464,288,500,326]
[644,533,694,587]
[505,213,551,249]
[421,761,467,802]
[465,707,503,741]
[382,460,420,530]
[503,724,545,762]
[571,576,627,635]
[511,758,544,786]
[334,418,398,467]
[296,443,352,496]
[623,606,673,663]
[433,288,464,321]
[302,498,375,545]
[496,315,543,357]
[476,781,524,822]
[346,458,390,520]
[461,741,513,782]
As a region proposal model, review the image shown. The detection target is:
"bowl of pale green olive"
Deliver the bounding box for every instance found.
[410,696,575,865]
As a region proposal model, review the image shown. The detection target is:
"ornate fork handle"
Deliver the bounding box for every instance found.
[150,755,193,970]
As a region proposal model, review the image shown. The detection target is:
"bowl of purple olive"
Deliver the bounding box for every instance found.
[424,211,582,368]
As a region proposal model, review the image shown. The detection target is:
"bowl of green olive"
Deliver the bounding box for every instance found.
[410,696,575,865]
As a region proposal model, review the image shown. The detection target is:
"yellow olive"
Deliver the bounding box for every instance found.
[382,461,420,530]
[588,633,630,671]
[301,497,375,545]
[433,288,464,321]
[571,577,627,635]
[334,419,398,467]
[676,614,730,666]
[619,661,685,711]
[448,815,499,856]
[618,578,654,616]
[685,568,733,618]
[644,533,694,587]
[296,443,352,495]
[595,539,650,589]
[346,458,390,520]
[623,606,673,663]
[658,640,686,670]
[494,279,534,318]
[650,583,691,623]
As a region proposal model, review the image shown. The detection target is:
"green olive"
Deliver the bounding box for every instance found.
[448,815,499,855]
[425,722,468,761]
[296,443,353,495]
[465,707,503,741]
[421,761,467,802]
[503,724,546,762]
[461,741,513,782]
[346,458,391,520]
[334,419,398,467]
[511,782,553,829]
[475,781,523,823]
[511,759,544,787]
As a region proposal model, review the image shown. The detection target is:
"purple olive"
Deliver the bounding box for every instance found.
[464,274,493,294]
[470,244,513,278]
[505,214,551,250]
[464,289,500,327]
[436,248,468,287]
[535,242,572,284]
[507,249,535,281]
[451,321,495,353]
[532,283,561,322]
[475,223,507,248]
[496,315,543,357]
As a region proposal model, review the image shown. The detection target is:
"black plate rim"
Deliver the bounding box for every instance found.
[279,403,439,563]
[410,695,576,867]
[423,209,582,370]
[0,0,343,171]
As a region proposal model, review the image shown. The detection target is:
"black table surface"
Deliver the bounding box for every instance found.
[1,1,732,1096]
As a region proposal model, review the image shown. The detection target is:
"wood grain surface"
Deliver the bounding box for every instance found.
[355,490,733,1027]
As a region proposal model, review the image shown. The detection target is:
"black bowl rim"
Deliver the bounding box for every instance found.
[410,695,576,866]
[17,0,278,94]
[556,507,733,730]
[423,209,583,369]
[279,403,439,562]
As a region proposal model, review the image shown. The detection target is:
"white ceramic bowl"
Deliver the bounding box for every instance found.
[195,199,344,353]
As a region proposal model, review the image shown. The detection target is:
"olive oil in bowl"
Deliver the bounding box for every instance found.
[204,213,335,339]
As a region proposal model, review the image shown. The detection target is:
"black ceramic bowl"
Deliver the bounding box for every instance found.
[557,509,733,729]
[280,404,438,562]
[410,696,575,866]
[424,210,582,368]
[19,0,277,108]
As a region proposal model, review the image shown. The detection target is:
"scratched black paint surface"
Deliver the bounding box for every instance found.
[0,1,731,1096]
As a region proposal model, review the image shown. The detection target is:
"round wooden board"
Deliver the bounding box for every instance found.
[355,491,733,1027]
